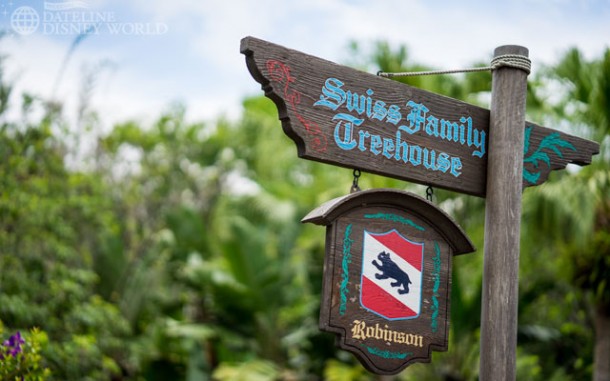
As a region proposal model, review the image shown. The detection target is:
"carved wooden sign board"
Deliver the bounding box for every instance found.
[240,36,600,375]
[241,36,599,198]
[302,189,475,374]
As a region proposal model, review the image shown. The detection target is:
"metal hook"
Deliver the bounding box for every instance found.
[351,169,361,193]
[426,186,434,202]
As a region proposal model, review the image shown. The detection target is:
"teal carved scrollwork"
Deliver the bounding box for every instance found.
[364,213,425,231]
[523,125,576,184]
[362,344,412,360]
[339,224,353,316]
[431,242,441,333]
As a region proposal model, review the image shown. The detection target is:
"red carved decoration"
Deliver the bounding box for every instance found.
[266,60,327,152]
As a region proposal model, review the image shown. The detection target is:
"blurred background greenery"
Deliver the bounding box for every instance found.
[1,37,609,380]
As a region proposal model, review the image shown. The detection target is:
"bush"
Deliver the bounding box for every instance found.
[0,324,51,381]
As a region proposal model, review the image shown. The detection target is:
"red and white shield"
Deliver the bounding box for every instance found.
[360,229,424,320]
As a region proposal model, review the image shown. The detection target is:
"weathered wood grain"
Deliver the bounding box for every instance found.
[479,45,529,381]
[303,189,475,374]
[240,36,599,198]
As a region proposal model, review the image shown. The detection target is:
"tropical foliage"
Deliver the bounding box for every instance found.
[0,41,608,380]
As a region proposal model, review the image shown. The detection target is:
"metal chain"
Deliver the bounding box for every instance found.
[350,169,361,193]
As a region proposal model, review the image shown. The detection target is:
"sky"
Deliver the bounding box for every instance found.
[1,0,610,130]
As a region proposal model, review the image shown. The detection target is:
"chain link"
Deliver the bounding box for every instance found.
[426,186,434,202]
[350,169,361,193]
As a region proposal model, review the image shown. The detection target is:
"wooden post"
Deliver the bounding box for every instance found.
[479,45,530,380]
[243,37,599,376]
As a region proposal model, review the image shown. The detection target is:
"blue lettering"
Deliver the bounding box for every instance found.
[409,145,422,166]
[315,76,473,175]
[437,152,450,173]
[314,78,345,110]
[423,148,437,171]
[472,129,486,158]
[382,137,395,159]
[370,135,382,155]
[405,100,428,134]
[425,116,439,137]
[443,120,463,143]
[395,129,409,163]
[458,117,468,144]
[358,130,370,151]
[366,89,374,118]
[386,105,402,125]
[372,100,387,121]
[450,157,462,177]
[440,119,451,139]
[346,91,366,115]
[332,113,362,150]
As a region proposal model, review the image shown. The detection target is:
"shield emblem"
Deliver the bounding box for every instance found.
[360,229,424,320]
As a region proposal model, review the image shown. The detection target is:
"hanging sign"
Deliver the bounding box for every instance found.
[241,36,599,197]
[303,189,475,374]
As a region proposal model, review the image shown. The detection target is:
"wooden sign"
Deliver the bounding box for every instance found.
[302,189,475,374]
[241,36,599,197]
